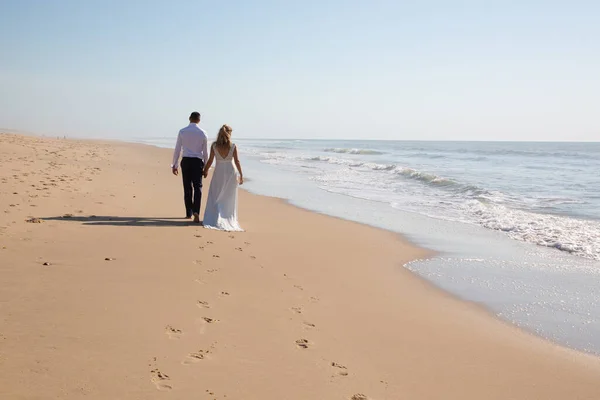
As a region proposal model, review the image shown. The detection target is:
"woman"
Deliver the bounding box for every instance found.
[202,124,244,231]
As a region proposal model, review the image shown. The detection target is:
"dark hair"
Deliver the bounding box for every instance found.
[189,111,201,121]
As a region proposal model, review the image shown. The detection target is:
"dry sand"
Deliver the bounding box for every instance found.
[1,132,600,400]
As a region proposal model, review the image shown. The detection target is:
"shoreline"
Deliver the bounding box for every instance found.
[34,133,600,353]
[230,139,600,355]
[2,132,600,399]
[140,135,600,357]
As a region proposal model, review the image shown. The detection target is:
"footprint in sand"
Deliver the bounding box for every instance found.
[350,395,369,400]
[295,339,310,349]
[303,322,316,329]
[212,254,220,258]
[235,247,243,252]
[294,284,304,291]
[291,307,303,314]
[195,317,218,334]
[220,291,230,297]
[197,300,210,309]
[331,362,349,377]
[150,369,172,391]
[182,350,210,365]
[193,259,203,265]
[195,279,207,285]
[250,255,256,260]
[206,268,219,273]
[165,325,183,339]
[205,389,221,397]
[194,318,209,334]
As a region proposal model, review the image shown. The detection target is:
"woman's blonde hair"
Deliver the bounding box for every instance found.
[215,124,233,148]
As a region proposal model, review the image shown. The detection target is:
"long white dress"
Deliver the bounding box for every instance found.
[203,143,243,231]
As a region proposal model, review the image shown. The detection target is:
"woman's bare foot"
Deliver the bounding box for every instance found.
[193,213,200,223]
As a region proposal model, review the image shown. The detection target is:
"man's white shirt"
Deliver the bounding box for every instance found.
[172,123,209,167]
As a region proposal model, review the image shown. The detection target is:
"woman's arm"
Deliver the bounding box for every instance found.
[233,146,244,185]
[203,146,215,178]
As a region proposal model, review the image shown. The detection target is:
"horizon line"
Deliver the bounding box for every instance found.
[2,129,598,144]
[234,137,600,143]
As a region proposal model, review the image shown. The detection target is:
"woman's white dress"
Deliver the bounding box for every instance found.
[203,143,243,231]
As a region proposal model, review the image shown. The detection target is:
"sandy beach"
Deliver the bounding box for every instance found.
[1,132,600,400]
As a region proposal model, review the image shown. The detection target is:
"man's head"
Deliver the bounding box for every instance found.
[189,111,201,124]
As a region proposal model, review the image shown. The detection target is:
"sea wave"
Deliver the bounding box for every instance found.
[471,202,600,261]
[438,147,599,161]
[395,167,456,187]
[253,149,600,260]
[264,152,485,193]
[324,148,384,155]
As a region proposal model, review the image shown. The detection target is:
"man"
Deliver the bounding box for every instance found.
[171,111,209,223]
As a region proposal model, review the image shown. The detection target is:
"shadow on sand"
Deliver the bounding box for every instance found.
[43,215,202,227]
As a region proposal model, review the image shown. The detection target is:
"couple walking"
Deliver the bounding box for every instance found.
[171,111,244,231]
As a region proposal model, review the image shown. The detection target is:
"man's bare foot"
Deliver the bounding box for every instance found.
[193,213,200,223]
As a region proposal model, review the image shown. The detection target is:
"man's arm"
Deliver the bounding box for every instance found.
[202,135,209,165]
[171,132,182,174]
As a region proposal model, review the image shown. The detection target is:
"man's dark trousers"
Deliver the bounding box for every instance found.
[181,157,204,217]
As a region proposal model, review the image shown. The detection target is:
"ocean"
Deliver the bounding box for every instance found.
[137,137,600,354]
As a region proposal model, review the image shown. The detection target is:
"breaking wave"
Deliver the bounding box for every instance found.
[324,148,384,155]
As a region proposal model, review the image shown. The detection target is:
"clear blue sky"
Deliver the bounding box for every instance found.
[1,0,599,141]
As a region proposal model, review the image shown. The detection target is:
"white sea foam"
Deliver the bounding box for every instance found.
[324,147,385,155]
[471,202,600,261]
[252,149,600,261]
